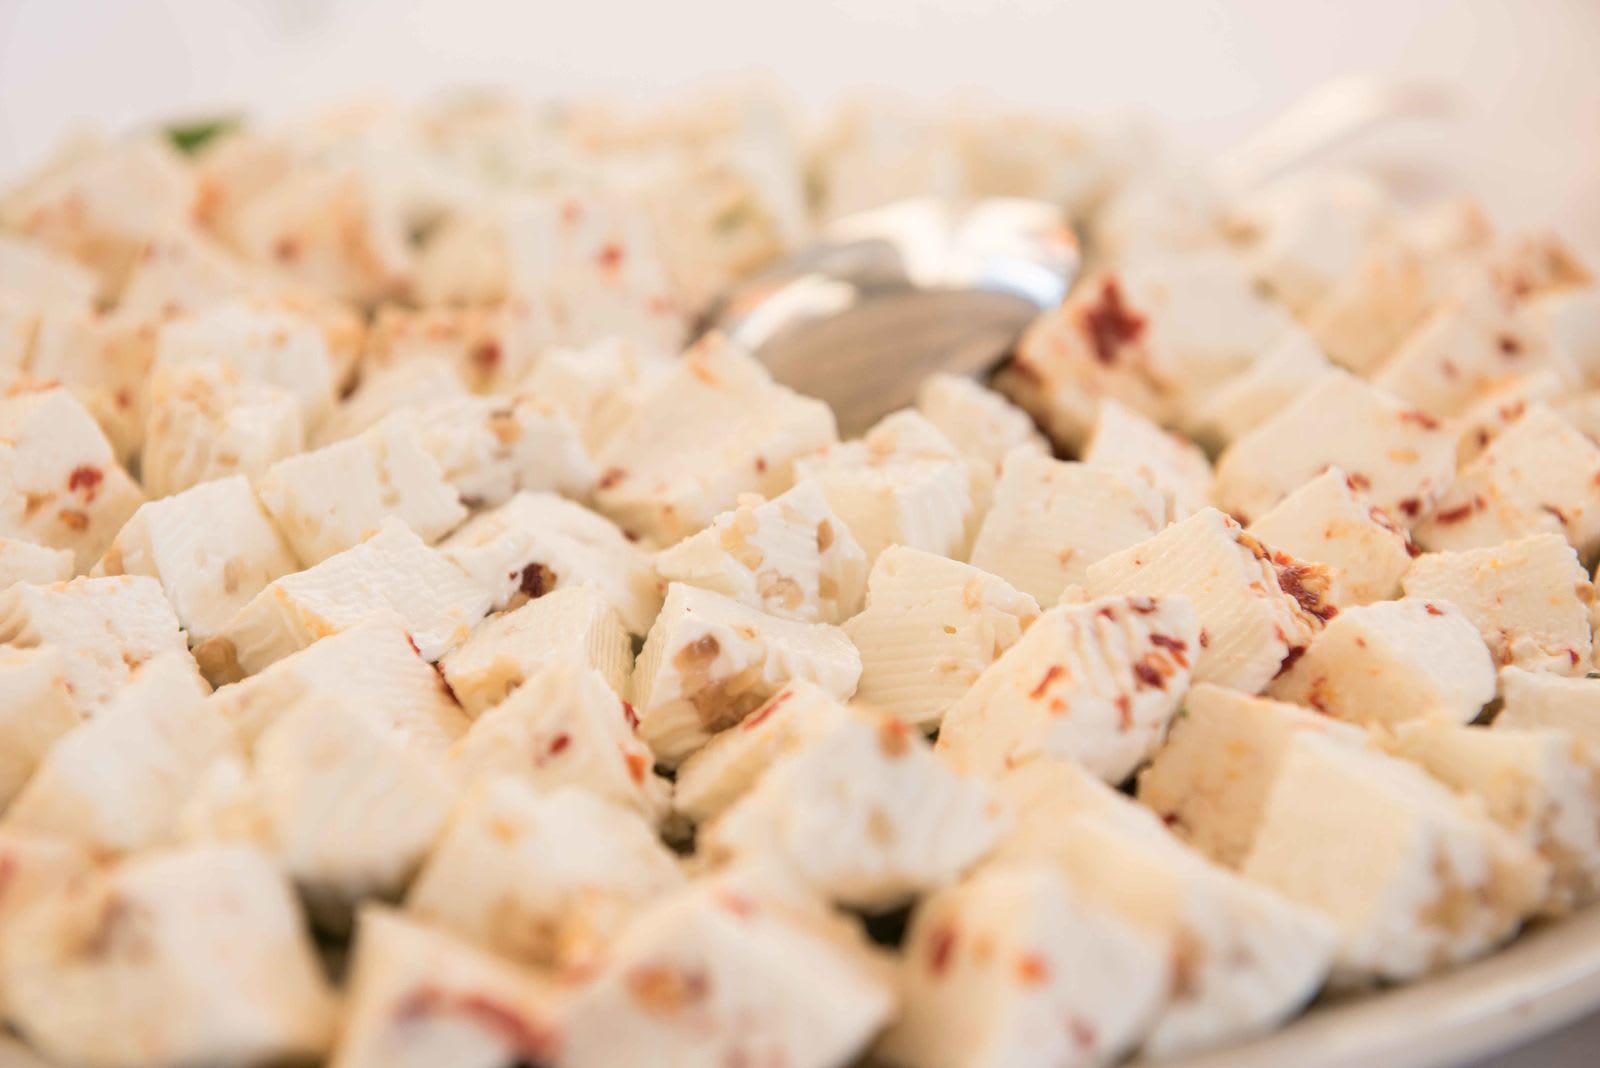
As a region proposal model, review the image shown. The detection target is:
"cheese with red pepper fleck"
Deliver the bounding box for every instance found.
[362,303,537,395]
[1084,398,1214,522]
[1247,467,1415,605]
[1451,370,1562,464]
[406,394,597,509]
[140,361,306,499]
[0,647,81,808]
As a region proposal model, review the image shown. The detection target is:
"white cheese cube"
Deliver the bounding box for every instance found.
[0,647,80,807]
[362,302,533,395]
[408,394,596,509]
[256,415,467,566]
[315,356,469,446]
[1084,509,1335,693]
[4,653,229,854]
[0,385,144,569]
[914,372,1048,474]
[0,294,37,376]
[631,582,862,765]
[594,335,835,543]
[1243,732,1547,982]
[440,585,633,718]
[450,662,670,824]
[1247,467,1417,605]
[844,546,1038,729]
[561,867,893,1068]
[518,338,676,453]
[1,845,336,1068]
[1184,327,1333,451]
[1084,398,1213,521]
[1451,370,1562,463]
[1416,405,1600,556]
[140,361,305,499]
[216,518,492,673]
[655,481,870,624]
[0,234,99,310]
[1213,370,1458,524]
[937,594,1197,783]
[0,537,73,588]
[408,780,684,969]
[442,490,660,631]
[705,707,1003,909]
[0,574,187,717]
[20,304,151,463]
[0,832,93,1015]
[155,299,337,428]
[1531,286,1600,386]
[1268,598,1496,726]
[95,475,297,642]
[1403,534,1594,674]
[969,450,1163,604]
[879,864,1165,1068]
[1496,667,1600,753]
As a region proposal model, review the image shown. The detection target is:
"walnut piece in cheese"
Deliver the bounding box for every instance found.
[408,394,596,509]
[95,475,298,642]
[1403,533,1594,674]
[0,647,80,807]
[1247,467,1416,605]
[1084,398,1214,522]
[0,385,144,570]
[654,480,869,624]
[1184,327,1332,452]
[439,585,633,718]
[1084,508,1335,694]
[879,864,1166,1068]
[1212,370,1457,525]
[1,845,337,1068]
[844,546,1038,730]
[594,335,836,544]
[407,781,684,970]
[314,356,469,446]
[936,594,1197,783]
[914,371,1048,475]
[1496,667,1600,754]
[0,536,73,588]
[140,361,305,499]
[631,582,861,766]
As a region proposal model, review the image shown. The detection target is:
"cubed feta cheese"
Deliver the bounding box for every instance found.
[914,372,1047,475]
[408,393,596,508]
[1530,286,1600,387]
[1495,667,1600,753]
[517,338,676,453]
[315,356,469,446]
[0,832,93,1014]
[0,537,73,588]
[1183,327,1332,451]
[1084,398,1213,521]
[140,361,305,499]
[0,647,80,807]
[1247,467,1416,604]
[0,235,99,310]
[155,299,337,428]
[363,303,533,395]
[1452,370,1562,464]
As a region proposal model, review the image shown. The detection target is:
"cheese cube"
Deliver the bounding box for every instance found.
[1184,327,1332,451]
[1242,732,1547,982]
[517,338,676,453]
[1451,370,1562,463]
[362,302,534,395]
[631,582,862,765]
[408,394,596,509]
[914,372,1048,474]
[442,490,660,631]
[327,907,562,1068]
[673,680,851,824]
[937,594,1197,783]
[1136,683,1368,868]
[95,475,297,642]
[155,299,337,428]
[0,832,93,1015]
[315,356,469,446]
[450,662,670,824]
[1,845,336,1068]
[1084,509,1335,693]
[1495,667,1600,753]
[0,234,99,310]
[256,415,467,566]
[216,518,492,673]
[1084,398,1213,521]
[1416,405,1600,556]
[704,708,1003,909]
[4,653,230,854]
[0,294,37,376]
[0,385,144,569]
[408,780,684,969]
[140,361,305,499]
[1247,467,1416,605]
[0,537,73,588]
[1269,598,1496,726]
[969,450,1163,604]
[0,574,187,717]
[594,335,836,543]
[0,647,80,807]
[562,867,891,1068]
[844,546,1038,729]
[440,585,633,717]
[1531,286,1600,386]
[1403,534,1594,674]
[20,304,152,463]
[654,480,870,624]
[879,864,1165,1068]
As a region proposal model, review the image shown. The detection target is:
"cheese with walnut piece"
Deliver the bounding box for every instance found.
[844,546,1039,730]
[140,361,305,499]
[407,393,596,508]
[0,537,73,588]
[0,647,81,807]
[1084,508,1335,693]
[632,582,861,766]
[1247,467,1416,605]
[1084,398,1213,522]
[655,480,869,624]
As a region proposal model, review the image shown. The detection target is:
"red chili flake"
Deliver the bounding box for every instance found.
[928,925,957,977]
[1399,409,1441,430]
[1405,537,1422,558]
[1570,648,1582,666]
[1272,555,1338,623]
[1128,595,1157,614]
[546,733,571,758]
[1079,277,1147,364]
[1541,503,1570,526]
[67,465,103,500]
[1275,645,1306,678]
[1347,471,1372,491]
[518,562,555,599]
[273,235,301,262]
[1067,1015,1098,1052]
[1015,953,1051,985]
[1441,358,1460,379]
[432,662,460,705]
[1150,633,1189,668]
[742,688,794,730]
[621,700,639,730]
[1198,629,1210,649]
[717,891,756,919]
[404,633,422,656]
[596,243,624,272]
[1132,657,1165,691]
[624,750,649,785]
[395,988,556,1059]
[1424,602,1445,616]
[877,716,913,757]
[1433,499,1481,525]
[114,387,134,410]
[560,199,583,226]
[597,466,626,491]
[1498,333,1523,357]
[753,456,767,474]
[1049,696,1068,715]
[1095,604,1117,621]
[1115,694,1133,730]
[1397,498,1422,518]
[1029,665,1065,699]
[471,340,501,372]
[1160,811,1179,828]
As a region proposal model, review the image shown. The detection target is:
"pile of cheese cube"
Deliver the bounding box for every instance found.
[1,89,1599,1068]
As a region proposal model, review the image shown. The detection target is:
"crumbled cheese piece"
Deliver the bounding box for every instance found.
[1213,370,1457,524]
[1184,327,1333,451]
[155,299,337,428]
[655,480,869,624]
[408,394,596,508]
[408,780,684,969]
[1,845,337,1068]
[315,356,469,446]
[1248,467,1416,604]
[594,336,836,543]
[1268,598,1496,726]
[844,546,1038,730]
[1083,398,1214,521]
[914,372,1048,474]
[450,662,670,824]
[518,338,676,453]
[937,594,1197,782]
[631,582,862,766]
[0,574,187,716]
[0,537,73,588]
[1403,533,1594,674]
[440,585,633,718]
[140,361,305,499]
[1495,668,1600,754]
[0,385,144,569]
[1084,508,1335,693]
[0,647,80,807]
[215,518,492,673]
[442,490,660,631]
[256,414,467,566]
[880,863,1166,1068]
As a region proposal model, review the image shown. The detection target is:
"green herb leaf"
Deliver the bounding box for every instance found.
[165,116,240,156]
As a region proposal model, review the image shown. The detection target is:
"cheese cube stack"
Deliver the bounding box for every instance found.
[1247,467,1417,605]
[0,537,73,589]
[0,647,80,807]
[1083,398,1213,522]
[845,546,1039,730]
[407,393,597,508]
[1496,667,1600,753]
[140,361,306,499]
[632,582,861,765]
